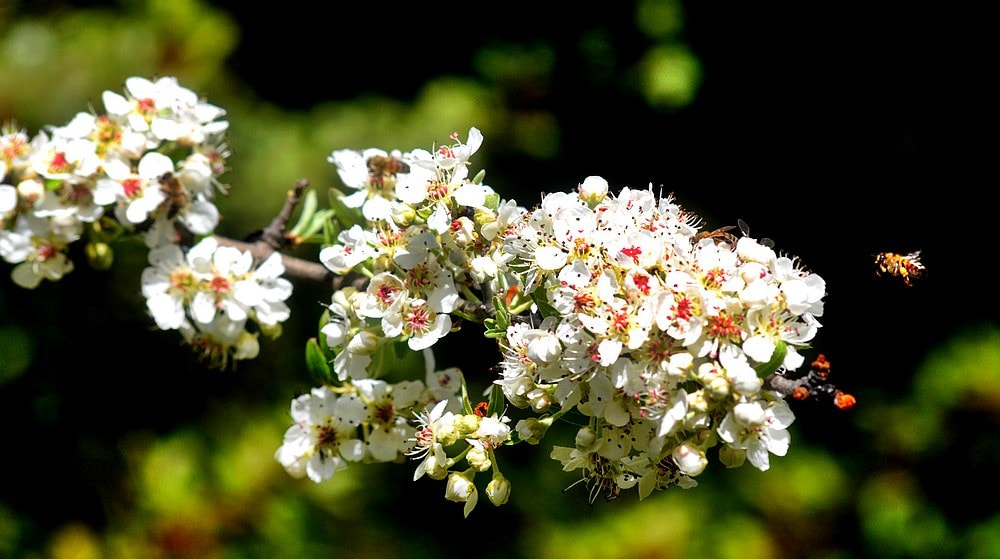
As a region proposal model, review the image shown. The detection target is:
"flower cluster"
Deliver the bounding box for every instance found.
[275,350,468,481]
[497,179,824,500]
[0,76,229,288]
[280,128,523,515]
[141,236,293,367]
[278,126,829,514]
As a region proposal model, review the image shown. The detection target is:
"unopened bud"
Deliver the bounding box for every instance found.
[467,443,491,472]
[515,417,552,445]
[575,426,599,452]
[17,178,43,203]
[85,242,114,270]
[718,445,746,468]
[486,473,511,506]
[672,443,708,476]
[233,331,260,361]
[390,203,416,227]
[578,175,609,207]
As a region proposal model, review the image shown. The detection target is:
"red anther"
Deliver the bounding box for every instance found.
[792,386,810,400]
[474,401,489,417]
[811,354,831,372]
[834,392,857,410]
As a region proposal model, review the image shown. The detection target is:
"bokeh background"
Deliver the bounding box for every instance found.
[1,1,996,557]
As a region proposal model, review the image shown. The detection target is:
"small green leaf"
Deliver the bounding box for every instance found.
[530,287,559,318]
[328,187,365,228]
[289,189,318,237]
[472,169,487,184]
[305,338,333,384]
[487,384,504,417]
[322,214,340,246]
[491,296,510,330]
[753,340,787,377]
[301,209,335,239]
[460,377,475,416]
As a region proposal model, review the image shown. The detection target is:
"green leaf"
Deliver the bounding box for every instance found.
[288,189,317,237]
[322,213,340,246]
[530,287,559,318]
[487,384,504,417]
[305,337,333,385]
[472,169,486,185]
[492,296,510,330]
[753,340,787,377]
[460,377,475,415]
[328,187,365,228]
[301,209,335,239]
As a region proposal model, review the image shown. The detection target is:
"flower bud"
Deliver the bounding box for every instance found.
[672,443,708,476]
[686,389,710,413]
[445,471,479,517]
[17,178,43,203]
[486,473,511,506]
[575,426,599,453]
[467,442,492,472]
[527,388,552,412]
[706,376,730,400]
[422,452,449,480]
[233,331,260,361]
[85,242,114,271]
[390,203,416,227]
[578,175,609,207]
[718,444,746,468]
[455,414,481,438]
[445,471,476,502]
[515,417,552,445]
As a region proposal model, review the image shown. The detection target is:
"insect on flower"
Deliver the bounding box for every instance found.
[367,154,410,181]
[159,172,188,219]
[694,224,738,246]
[874,250,925,287]
[738,219,774,248]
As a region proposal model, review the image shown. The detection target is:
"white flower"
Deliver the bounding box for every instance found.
[275,387,366,483]
[716,399,795,471]
[475,415,512,449]
[354,379,425,461]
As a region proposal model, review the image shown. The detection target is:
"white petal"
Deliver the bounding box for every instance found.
[183,200,219,234]
[102,90,131,115]
[535,246,568,271]
[138,152,174,180]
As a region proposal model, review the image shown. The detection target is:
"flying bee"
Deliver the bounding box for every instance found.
[694,224,738,246]
[737,218,775,248]
[367,154,410,183]
[159,172,188,219]
[875,250,925,287]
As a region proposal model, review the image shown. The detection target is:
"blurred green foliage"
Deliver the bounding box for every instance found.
[1,1,997,558]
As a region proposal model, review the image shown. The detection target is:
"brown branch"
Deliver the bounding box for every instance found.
[213,178,367,292]
[765,354,857,410]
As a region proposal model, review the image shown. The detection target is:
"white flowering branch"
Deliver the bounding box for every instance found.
[1,76,856,518]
